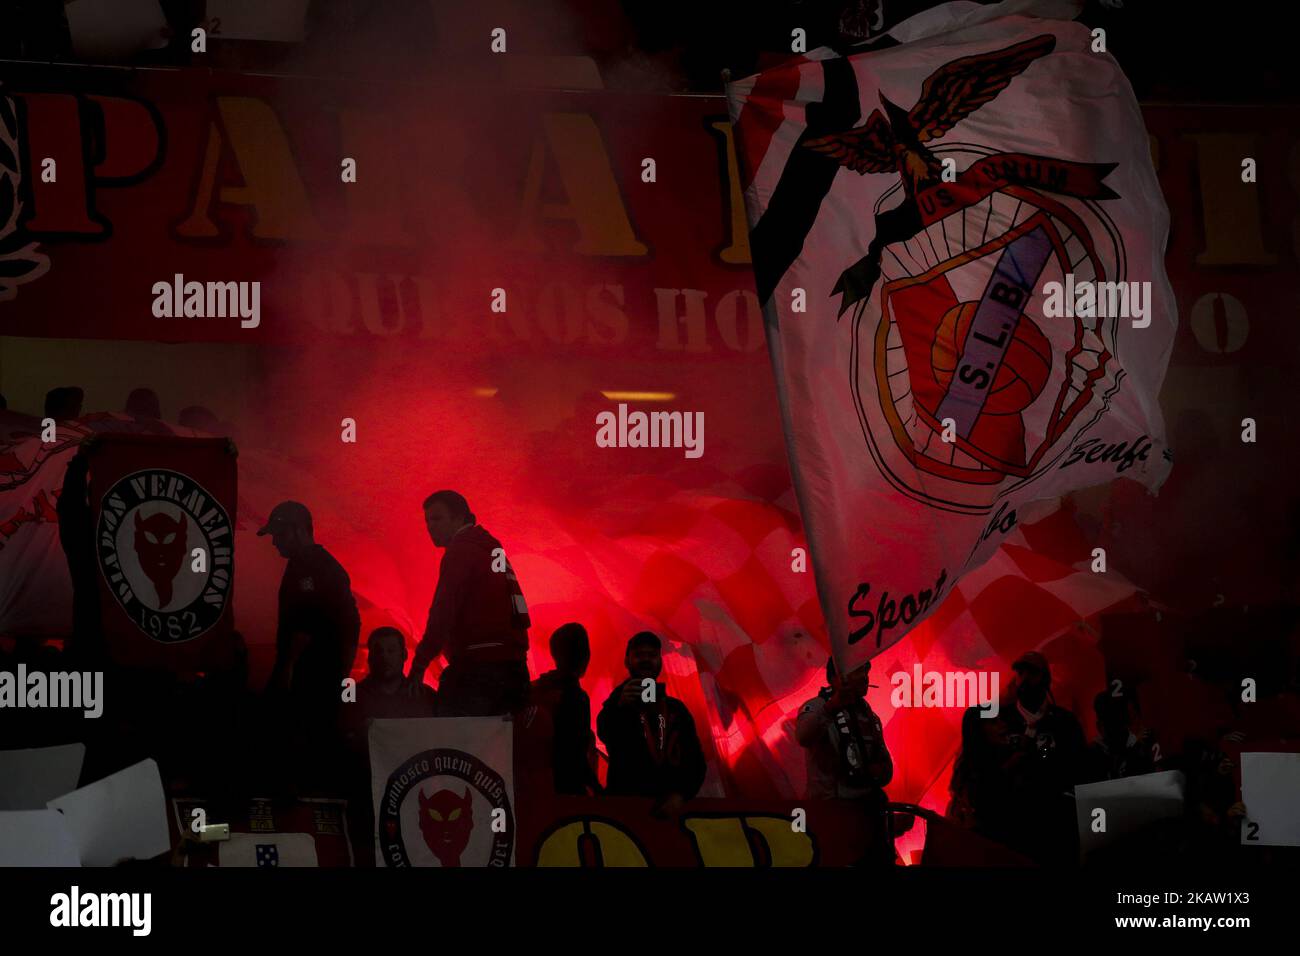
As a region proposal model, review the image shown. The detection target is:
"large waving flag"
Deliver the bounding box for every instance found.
[726,0,1176,671]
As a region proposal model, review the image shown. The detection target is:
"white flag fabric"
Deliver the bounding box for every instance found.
[726,0,1175,671]
[369,717,515,867]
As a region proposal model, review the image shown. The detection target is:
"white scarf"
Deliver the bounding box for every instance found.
[1017,699,1047,737]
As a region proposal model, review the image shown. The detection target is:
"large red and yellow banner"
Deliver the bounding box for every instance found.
[1,67,1294,370]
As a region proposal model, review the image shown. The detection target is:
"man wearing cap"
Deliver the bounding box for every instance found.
[797,657,893,798]
[1001,650,1086,864]
[406,490,532,716]
[597,631,706,816]
[260,501,362,753]
[796,656,895,862]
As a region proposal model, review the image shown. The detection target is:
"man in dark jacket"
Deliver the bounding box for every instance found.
[1001,651,1087,865]
[341,626,434,866]
[795,657,893,801]
[796,656,895,864]
[597,631,706,815]
[261,501,361,706]
[260,500,361,788]
[532,622,602,795]
[406,490,531,716]
[1084,686,1160,783]
[347,627,437,730]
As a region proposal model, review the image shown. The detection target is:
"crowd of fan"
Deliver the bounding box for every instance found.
[2,434,1300,868]
[941,627,1300,867]
[3,384,1298,865]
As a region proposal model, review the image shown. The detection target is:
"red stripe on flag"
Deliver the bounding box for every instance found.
[891,274,961,421]
[715,555,795,645]
[626,551,708,623]
[967,576,1079,658]
[1016,502,1091,566]
[734,60,807,191]
[795,595,829,641]
[909,589,969,661]
[715,644,770,718]
[706,498,788,549]
[1001,542,1075,584]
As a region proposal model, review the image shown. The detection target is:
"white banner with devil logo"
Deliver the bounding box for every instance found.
[370,718,516,867]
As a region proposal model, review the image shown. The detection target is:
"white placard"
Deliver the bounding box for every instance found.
[1075,769,1186,861]
[206,1,311,42]
[66,0,169,58]
[0,743,86,810]
[0,809,81,866]
[369,717,516,867]
[47,758,170,867]
[1240,752,1300,847]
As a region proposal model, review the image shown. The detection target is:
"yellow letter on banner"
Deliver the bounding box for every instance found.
[682,815,815,866]
[512,114,648,257]
[535,820,649,867]
[177,98,322,240]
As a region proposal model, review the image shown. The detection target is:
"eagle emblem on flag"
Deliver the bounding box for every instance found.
[802,34,1129,513]
[727,5,1175,666]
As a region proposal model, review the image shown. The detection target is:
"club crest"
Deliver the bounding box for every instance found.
[805,36,1128,514]
[377,748,513,867]
[96,468,233,642]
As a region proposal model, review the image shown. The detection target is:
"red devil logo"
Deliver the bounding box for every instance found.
[417,787,474,866]
[133,508,187,607]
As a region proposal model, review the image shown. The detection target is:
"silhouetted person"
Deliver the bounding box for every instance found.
[351,627,437,725]
[44,386,83,421]
[1085,687,1160,782]
[260,500,361,787]
[56,438,103,663]
[532,623,602,795]
[124,388,162,419]
[796,657,894,863]
[513,698,556,801]
[406,490,531,716]
[178,405,220,432]
[1001,651,1086,865]
[947,706,1021,848]
[597,631,705,816]
[341,626,434,865]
